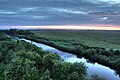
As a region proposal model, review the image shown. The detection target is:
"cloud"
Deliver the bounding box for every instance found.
[100,0,120,3]
[51,8,87,14]
[101,17,108,20]
[0,0,120,26]
[31,16,49,20]
[89,11,120,16]
[0,10,16,14]
[20,7,39,12]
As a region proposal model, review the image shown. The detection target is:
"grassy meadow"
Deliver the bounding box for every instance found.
[31,30,120,49]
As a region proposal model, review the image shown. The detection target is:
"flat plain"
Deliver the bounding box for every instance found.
[31,30,120,49]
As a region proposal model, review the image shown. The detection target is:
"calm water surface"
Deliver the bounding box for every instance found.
[18,38,120,80]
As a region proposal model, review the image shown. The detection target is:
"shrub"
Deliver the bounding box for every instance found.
[70,62,87,80]
[89,74,106,80]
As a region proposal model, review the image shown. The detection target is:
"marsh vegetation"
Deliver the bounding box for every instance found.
[1,29,120,80]
[0,32,87,80]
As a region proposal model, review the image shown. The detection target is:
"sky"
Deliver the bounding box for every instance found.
[0,0,120,30]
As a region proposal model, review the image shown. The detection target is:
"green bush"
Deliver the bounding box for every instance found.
[89,74,106,80]
[0,37,87,80]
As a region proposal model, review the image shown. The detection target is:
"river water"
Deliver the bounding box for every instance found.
[15,37,120,80]
[18,39,120,80]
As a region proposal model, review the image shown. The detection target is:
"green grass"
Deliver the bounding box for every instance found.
[31,30,120,49]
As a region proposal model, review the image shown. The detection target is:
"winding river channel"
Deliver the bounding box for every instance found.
[8,35,120,80]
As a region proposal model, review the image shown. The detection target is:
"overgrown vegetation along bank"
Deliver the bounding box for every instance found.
[4,29,120,75]
[18,34,120,75]
[0,32,11,41]
[0,32,87,80]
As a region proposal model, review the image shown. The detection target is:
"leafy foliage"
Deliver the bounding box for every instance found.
[0,32,87,80]
[89,74,106,80]
[10,29,120,75]
[5,30,120,73]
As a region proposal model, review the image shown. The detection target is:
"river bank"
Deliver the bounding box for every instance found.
[18,38,120,80]
[17,35,120,76]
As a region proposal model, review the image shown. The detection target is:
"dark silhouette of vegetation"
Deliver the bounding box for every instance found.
[3,29,34,36]
[0,32,11,41]
[88,74,106,80]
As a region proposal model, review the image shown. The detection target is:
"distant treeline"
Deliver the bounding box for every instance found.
[3,29,34,35]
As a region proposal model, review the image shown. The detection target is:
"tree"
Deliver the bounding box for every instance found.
[89,74,106,80]
[67,72,80,80]
[51,61,71,80]
[43,53,63,71]
[1,58,39,80]
[70,62,87,80]
[40,69,52,80]
[115,50,120,55]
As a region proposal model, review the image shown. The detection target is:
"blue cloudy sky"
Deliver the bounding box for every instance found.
[0,0,120,29]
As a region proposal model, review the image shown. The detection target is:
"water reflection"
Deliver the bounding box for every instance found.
[19,38,120,80]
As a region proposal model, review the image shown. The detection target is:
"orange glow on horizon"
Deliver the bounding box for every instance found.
[15,25,120,30]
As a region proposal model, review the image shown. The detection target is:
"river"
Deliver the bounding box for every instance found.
[8,35,120,80]
[18,38,120,80]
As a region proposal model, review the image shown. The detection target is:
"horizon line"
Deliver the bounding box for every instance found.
[0,24,120,30]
